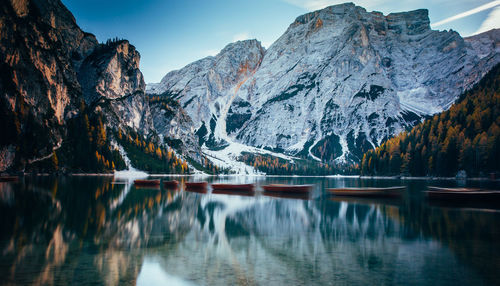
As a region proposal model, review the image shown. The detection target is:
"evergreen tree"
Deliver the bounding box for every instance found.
[360,63,500,177]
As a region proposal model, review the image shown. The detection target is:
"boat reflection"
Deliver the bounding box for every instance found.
[211,189,255,197]
[184,188,207,194]
[133,185,161,190]
[427,198,500,212]
[263,191,310,200]
[329,196,401,207]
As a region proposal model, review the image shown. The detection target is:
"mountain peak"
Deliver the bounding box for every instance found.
[386,9,430,35]
[218,39,265,57]
[291,3,430,36]
[292,2,360,25]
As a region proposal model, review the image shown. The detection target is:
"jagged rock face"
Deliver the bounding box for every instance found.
[0,0,98,170]
[148,3,500,163]
[78,40,153,133]
[148,39,266,148]
[80,41,145,104]
[149,98,202,161]
[0,0,151,171]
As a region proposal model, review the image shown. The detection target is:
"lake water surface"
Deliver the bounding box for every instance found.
[1,176,499,285]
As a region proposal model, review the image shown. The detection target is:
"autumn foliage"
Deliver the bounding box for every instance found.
[361,64,500,177]
[116,129,190,174]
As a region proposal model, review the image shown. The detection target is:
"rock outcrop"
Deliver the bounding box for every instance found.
[0,0,153,171]
[78,40,154,133]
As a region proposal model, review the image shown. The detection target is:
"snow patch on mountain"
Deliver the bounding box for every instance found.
[397,87,442,115]
[203,140,299,175]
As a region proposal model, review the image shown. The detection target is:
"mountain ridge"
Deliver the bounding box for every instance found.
[147,3,500,168]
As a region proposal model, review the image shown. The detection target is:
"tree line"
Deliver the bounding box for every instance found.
[361,64,500,177]
[115,128,190,174]
[30,100,126,173]
[239,152,348,175]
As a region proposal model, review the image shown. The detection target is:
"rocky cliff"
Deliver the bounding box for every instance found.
[148,3,500,164]
[78,39,154,134]
[0,0,155,171]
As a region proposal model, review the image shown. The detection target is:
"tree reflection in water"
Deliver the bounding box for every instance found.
[0,177,499,285]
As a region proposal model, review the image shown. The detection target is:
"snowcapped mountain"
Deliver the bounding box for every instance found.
[148,3,499,165]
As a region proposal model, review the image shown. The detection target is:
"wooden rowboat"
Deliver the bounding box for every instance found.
[185,182,208,189]
[328,186,405,198]
[261,184,312,193]
[425,187,500,202]
[211,183,254,191]
[134,179,160,187]
[427,186,481,192]
[163,180,179,188]
[0,176,18,182]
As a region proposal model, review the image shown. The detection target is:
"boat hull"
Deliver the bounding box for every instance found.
[328,186,405,198]
[211,184,254,191]
[427,187,481,192]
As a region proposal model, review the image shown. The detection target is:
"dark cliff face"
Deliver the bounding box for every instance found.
[78,40,154,134]
[0,0,150,171]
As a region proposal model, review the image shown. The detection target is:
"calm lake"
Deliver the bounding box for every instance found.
[1,176,499,285]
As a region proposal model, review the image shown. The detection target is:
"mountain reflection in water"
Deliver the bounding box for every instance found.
[0,176,499,285]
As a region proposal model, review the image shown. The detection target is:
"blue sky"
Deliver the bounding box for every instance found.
[62,0,500,83]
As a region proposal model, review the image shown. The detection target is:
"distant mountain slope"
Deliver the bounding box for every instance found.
[360,63,500,177]
[148,3,500,166]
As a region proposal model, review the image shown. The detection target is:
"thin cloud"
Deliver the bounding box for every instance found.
[232,32,251,42]
[474,6,500,34]
[432,0,500,27]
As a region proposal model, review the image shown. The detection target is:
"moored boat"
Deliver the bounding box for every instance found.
[427,186,481,192]
[163,180,179,188]
[328,186,405,198]
[185,182,208,189]
[425,187,500,202]
[211,183,254,191]
[261,184,312,193]
[134,179,160,187]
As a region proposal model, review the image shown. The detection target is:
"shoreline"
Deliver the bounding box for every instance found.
[4,173,497,182]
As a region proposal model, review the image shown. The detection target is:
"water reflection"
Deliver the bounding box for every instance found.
[0,177,499,285]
